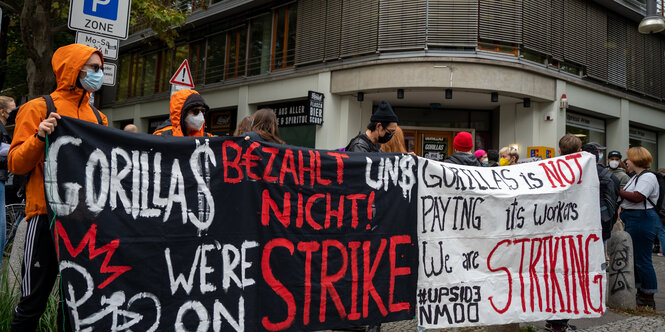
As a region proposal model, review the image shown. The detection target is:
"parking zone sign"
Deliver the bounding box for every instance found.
[69,0,132,40]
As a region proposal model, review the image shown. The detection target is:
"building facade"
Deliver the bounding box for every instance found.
[101,0,665,168]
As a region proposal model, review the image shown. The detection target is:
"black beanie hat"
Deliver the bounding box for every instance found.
[581,143,599,162]
[370,101,398,123]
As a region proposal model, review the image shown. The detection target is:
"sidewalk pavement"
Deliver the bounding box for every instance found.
[375,254,665,332]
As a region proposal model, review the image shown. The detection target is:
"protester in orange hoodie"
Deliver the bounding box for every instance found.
[153,89,212,137]
[9,43,107,331]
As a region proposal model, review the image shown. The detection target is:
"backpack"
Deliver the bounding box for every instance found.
[635,170,665,220]
[598,166,620,240]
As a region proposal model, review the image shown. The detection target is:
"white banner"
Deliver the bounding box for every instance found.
[417,152,606,328]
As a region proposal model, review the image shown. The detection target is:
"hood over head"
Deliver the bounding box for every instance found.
[169,89,209,136]
[52,44,104,92]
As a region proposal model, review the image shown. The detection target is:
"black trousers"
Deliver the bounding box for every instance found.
[11,215,70,332]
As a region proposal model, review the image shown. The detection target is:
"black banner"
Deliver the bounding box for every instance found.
[45,117,417,331]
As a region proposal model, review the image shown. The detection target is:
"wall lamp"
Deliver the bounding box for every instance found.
[397,89,404,99]
[560,94,568,110]
[357,92,364,102]
[491,92,499,102]
[445,89,453,99]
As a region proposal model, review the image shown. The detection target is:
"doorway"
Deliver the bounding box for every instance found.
[404,129,465,162]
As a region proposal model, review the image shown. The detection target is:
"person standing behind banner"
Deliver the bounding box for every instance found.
[545,133,583,332]
[123,123,139,133]
[486,149,500,167]
[0,95,15,270]
[608,150,631,189]
[474,149,488,166]
[346,101,398,153]
[619,147,660,309]
[380,125,407,153]
[9,44,108,331]
[444,132,481,166]
[234,115,253,136]
[499,146,519,166]
[243,108,285,144]
[153,89,212,137]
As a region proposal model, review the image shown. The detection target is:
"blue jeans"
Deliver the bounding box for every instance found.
[0,181,5,270]
[622,209,660,293]
[658,223,665,255]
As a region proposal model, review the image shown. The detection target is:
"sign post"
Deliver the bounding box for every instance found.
[69,0,132,40]
[169,59,195,95]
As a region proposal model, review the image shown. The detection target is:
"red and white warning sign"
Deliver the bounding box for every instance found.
[169,59,194,88]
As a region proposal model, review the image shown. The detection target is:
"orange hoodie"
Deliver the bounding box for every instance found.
[153,89,211,137]
[8,44,108,219]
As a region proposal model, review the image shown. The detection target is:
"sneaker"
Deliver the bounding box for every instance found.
[658,253,664,257]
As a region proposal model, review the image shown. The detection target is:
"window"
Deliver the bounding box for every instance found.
[248,14,272,76]
[189,39,206,85]
[141,53,158,96]
[565,112,606,163]
[478,40,518,56]
[629,127,659,171]
[206,33,226,84]
[226,26,247,79]
[117,53,131,101]
[271,4,297,70]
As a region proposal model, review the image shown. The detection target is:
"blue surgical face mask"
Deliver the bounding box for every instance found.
[598,152,604,161]
[79,69,104,92]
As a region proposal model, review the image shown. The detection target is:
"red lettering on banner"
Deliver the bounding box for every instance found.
[325,194,345,228]
[348,241,362,320]
[298,150,316,187]
[54,221,132,289]
[296,193,304,228]
[306,194,325,230]
[261,189,291,227]
[487,234,603,315]
[297,241,320,325]
[327,152,348,184]
[222,141,243,183]
[320,240,348,322]
[487,239,512,314]
[315,151,332,186]
[366,191,375,230]
[262,236,412,326]
[347,194,367,229]
[262,239,296,331]
[263,146,279,182]
[280,149,300,186]
[363,239,388,318]
[565,153,584,184]
[389,235,411,312]
[240,142,261,180]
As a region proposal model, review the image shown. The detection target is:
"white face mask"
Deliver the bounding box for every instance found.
[481,158,488,165]
[609,160,620,169]
[185,112,205,131]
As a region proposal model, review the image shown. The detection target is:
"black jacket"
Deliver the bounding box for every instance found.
[346,132,380,152]
[444,152,482,167]
[0,122,11,181]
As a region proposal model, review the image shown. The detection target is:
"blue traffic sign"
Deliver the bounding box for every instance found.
[83,0,118,20]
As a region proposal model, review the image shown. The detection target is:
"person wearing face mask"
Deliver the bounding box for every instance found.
[153,89,212,137]
[444,132,482,166]
[8,43,108,331]
[607,150,631,189]
[474,149,488,166]
[498,146,519,166]
[345,100,398,152]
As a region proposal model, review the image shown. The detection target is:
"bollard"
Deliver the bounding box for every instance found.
[606,229,636,309]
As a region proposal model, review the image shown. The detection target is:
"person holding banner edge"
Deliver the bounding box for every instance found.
[619,147,660,309]
[8,44,108,331]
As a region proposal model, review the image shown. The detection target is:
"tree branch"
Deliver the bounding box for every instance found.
[0,0,21,14]
[52,23,68,35]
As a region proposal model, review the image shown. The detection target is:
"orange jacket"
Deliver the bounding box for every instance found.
[8,44,108,219]
[153,89,212,137]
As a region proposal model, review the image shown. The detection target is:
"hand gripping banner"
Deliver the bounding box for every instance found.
[44,117,418,331]
[416,153,606,328]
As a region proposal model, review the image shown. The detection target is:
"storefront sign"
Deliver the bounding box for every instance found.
[527,146,555,159]
[566,113,604,132]
[261,91,325,127]
[422,136,448,162]
[629,127,657,143]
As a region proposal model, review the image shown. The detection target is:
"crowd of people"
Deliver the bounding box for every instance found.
[0,43,661,331]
